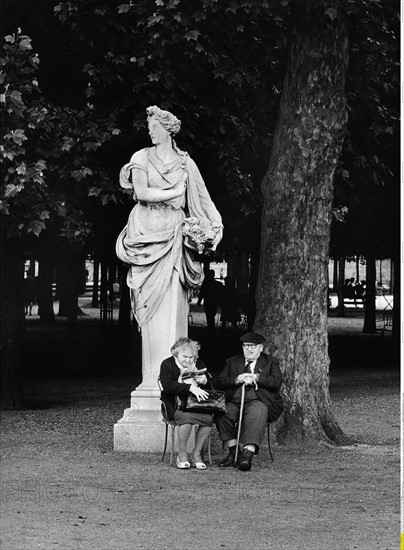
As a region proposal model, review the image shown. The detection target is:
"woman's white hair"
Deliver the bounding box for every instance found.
[170,337,200,357]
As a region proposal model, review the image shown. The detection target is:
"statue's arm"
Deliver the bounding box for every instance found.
[125,150,185,203]
[134,170,186,203]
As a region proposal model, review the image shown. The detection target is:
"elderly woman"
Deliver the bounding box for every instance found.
[159,337,213,470]
[116,105,223,391]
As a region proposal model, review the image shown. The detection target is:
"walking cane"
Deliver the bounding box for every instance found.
[234,382,246,465]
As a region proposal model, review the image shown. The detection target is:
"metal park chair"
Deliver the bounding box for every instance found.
[158,377,212,466]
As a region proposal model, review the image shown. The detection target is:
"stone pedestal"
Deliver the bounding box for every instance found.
[113,271,190,453]
[113,387,165,453]
[113,386,199,454]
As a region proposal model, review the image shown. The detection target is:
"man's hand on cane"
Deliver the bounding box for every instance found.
[236,373,259,389]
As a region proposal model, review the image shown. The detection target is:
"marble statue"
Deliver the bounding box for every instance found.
[116,105,223,394]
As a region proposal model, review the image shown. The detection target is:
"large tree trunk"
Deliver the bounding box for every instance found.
[362,253,376,333]
[0,243,25,409]
[336,256,346,317]
[57,258,71,317]
[37,236,55,323]
[91,258,100,308]
[255,3,349,445]
[57,251,83,318]
[51,243,83,370]
[391,255,399,348]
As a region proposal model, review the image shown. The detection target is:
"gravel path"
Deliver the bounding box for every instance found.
[1,299,399,549]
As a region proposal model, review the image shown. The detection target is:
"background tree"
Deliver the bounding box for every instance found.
[0,30,119,407]
[331,0,399,334]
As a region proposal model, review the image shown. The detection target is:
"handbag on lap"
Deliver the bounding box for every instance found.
[183,388,226,414]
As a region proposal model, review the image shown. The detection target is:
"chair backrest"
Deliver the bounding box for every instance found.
[157,376,170,422]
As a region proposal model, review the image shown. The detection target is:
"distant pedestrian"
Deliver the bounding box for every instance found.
[220,277,241,332]
[197,269,223,338]
[24,274,36,315]
[354,280,365,304]
[343,278,355,300]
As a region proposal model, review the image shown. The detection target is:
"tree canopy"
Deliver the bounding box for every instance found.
[0,0,399,413]
[2,0,399,259]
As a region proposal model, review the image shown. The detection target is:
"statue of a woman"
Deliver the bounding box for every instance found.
[116,106,223,391]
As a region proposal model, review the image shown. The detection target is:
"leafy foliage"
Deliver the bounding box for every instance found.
[331,0,399,257]
[51,0,398,258]
[53,0,288,227]
[2,1,399,257]
[1,29,120,243]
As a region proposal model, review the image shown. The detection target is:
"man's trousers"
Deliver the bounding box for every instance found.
[215,399,268,451]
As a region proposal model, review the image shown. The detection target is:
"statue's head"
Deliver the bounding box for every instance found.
[146,105,181,135]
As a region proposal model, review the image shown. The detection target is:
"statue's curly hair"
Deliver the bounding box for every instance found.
[170,337,200,357]
[146,105,181,135]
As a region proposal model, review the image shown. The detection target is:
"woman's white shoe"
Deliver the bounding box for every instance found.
[190,458,207,470]
[176,457,190,469]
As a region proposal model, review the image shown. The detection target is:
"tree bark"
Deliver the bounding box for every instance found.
[91,258,100,308]
[332,258,338,291]
[336,256,345,317]
[37,236,55,323]
[57,259,70,316]
[57,251,83,318]
[391,255,399,347]
[255,3,349,445]
[61,248,84,370]
[0,243,25,409]
[100,260,109,305]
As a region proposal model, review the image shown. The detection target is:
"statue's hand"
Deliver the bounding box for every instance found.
[172,173,187,198]
[207,225,223,252]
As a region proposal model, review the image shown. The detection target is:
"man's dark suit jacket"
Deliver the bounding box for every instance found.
[213,352,283,422]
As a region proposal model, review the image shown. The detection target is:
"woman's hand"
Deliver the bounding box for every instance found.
[189,385,209,402]
[194,374,207,385]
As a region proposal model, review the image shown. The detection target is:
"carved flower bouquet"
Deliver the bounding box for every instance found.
[182,217,220,254]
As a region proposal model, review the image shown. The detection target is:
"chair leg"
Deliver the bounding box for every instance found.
[169,425,176,466]
[162,424,169,463]
[201,434,212,464]
[267,423,274,462]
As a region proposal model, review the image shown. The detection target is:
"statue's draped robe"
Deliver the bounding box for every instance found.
[116,146,222,389]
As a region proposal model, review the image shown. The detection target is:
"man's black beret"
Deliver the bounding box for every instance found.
[239,331,265,344]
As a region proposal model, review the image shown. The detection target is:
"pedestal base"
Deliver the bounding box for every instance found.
[114,415,166,453]
[113,389,166,453]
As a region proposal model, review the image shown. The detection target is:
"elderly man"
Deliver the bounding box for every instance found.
[214,331,283,471]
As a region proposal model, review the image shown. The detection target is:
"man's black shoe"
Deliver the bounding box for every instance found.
[218,446,236,467]
[237,448,254,471]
